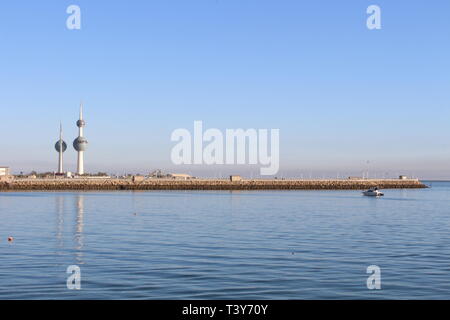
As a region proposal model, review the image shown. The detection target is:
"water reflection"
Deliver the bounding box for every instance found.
[55,195,64,248]
[3,187,450,299]
[74,194,84,265]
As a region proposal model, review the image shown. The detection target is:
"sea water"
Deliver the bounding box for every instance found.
[0,182,449,299]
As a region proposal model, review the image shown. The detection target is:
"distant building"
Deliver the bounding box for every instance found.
[0,167,11,181]
[0,167,10,176]
[132,175,145,183]
[170,173,193,180]
[399,175,408,180]
[149,169,167,179]
[230,175,243,182]
[348,176,363,180]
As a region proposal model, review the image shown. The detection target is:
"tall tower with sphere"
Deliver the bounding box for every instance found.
[54,123,67,174]
[73,103,88,175]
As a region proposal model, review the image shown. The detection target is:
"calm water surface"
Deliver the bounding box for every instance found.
[1,182,449,299]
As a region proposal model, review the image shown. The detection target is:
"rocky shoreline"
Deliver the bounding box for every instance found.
[0,178,427,191]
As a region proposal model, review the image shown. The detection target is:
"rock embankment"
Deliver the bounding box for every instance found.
[0,178,427,191]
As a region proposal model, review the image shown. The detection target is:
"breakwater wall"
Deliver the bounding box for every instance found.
[0,178,427,191]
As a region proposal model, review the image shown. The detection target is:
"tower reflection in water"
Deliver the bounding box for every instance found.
[55,195,65,248]
[54,193,85,265]
[74,194,84,265]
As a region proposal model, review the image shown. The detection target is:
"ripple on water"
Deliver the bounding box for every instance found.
[1,185,450,299]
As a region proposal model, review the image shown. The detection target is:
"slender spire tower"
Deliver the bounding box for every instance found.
[54,123,67,174]
[73,102,88,175]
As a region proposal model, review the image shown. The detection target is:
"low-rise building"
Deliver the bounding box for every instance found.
[170,173,193,180]
[0,167,10,176]
[0,167,12,181]
[230,175,243,182]
[132,175,145,183]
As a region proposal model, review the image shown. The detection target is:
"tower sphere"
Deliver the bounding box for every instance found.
[73,137,88,152]
[77,119,86,127]
[55,140,67,152]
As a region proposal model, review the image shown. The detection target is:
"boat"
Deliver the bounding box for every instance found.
[362,187,384,197]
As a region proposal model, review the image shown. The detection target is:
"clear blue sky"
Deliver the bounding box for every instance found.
[0,0,449,178]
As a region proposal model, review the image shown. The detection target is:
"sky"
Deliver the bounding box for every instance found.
[0,0,449,178]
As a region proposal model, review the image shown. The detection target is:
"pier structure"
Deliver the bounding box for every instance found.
[0,178,427,191]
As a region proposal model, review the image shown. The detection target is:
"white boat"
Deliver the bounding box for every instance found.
[363,188,384,197]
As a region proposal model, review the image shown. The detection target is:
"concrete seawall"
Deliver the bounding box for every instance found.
[0,178,427,191]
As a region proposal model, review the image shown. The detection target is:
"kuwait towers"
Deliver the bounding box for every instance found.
[54,123,67,174]
[73,103,88,175]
